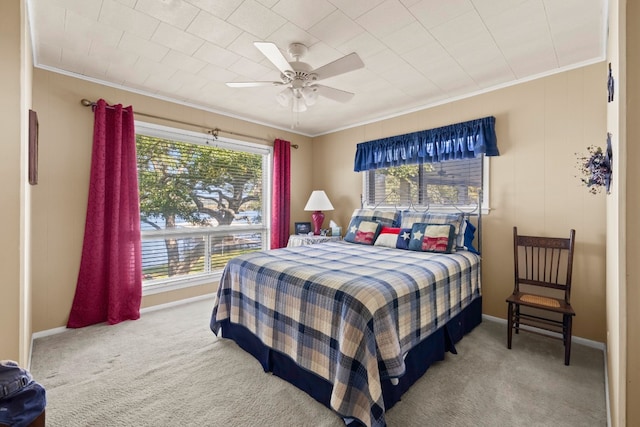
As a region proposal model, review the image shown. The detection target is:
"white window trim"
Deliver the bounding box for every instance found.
[135,121,272,156]
[142,271,223,296]
[481,155,491,214]
[135,121,273,296]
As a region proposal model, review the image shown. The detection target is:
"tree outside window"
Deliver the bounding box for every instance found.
[136,130,269,285]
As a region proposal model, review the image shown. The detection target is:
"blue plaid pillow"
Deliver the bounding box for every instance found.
[349,209,400,227]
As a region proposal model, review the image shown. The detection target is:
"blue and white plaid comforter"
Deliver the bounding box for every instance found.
[210,241,481,427]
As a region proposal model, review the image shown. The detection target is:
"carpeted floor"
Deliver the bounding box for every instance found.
[30,297,606,426]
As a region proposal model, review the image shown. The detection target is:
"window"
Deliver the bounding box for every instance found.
[363,156,488,211]
[135,122,271,293]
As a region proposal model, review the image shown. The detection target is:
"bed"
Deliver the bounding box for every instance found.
[210,209,482,427]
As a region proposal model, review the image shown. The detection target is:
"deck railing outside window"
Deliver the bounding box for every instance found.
[141,225,266,286]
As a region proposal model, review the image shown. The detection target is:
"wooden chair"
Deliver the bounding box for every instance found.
[506,227,576,365]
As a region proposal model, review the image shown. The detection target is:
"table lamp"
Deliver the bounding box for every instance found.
[304,190,334,235]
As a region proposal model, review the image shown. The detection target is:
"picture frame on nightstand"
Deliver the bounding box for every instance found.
[295,222,311,235]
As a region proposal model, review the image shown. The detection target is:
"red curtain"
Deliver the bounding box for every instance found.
[270,139,291,249]
[67,99,142,328]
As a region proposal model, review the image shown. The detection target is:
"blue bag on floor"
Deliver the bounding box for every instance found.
[0,361,46,427]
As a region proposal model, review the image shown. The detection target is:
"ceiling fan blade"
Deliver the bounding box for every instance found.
[312,52,364,81]
[226,81,282,88]
[315,85,355,103]
[254,42,292,75]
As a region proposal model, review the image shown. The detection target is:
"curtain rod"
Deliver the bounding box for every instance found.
[80,99,298,149]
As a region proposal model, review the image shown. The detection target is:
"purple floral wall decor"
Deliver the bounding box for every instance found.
[575,133,613,194]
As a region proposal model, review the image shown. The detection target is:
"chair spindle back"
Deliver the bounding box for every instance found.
[513,227,576,303]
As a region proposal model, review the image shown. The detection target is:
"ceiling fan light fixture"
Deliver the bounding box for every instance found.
[301,86,318,105]
[275,89,292,107]
[292,94,307,112]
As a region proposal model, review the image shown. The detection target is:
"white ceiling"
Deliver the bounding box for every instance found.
[28,0,607,136]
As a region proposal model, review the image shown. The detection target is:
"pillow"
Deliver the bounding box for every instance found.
[408,223,456,253]
[462,220,480,254]
[400,211,464,250]
[349,209,400,228]
[456,218,468,249]
[344,219,382,245]
[374,226,401,248]
[395,228,413,250]
[400,211,464,233]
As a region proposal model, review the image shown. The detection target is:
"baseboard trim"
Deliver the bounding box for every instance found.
[481,314,605,351]
[31,293,216,342]
[32,325,68,340]
[140,292,215,314]
[603,344,611,427]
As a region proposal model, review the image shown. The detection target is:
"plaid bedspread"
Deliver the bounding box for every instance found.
[210,241,481,427]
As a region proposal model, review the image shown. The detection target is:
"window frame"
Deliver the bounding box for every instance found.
[361,156,490,214]
[135,121,272,295]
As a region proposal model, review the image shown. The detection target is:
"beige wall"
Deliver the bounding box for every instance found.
[313,64,607,342]
[23,0,34,367]
[0,0,22,362]
[606,0,625,425]
[0,0,32,366]
[604,1,640,425]
[30,69,313,330]
[625,1,640,425]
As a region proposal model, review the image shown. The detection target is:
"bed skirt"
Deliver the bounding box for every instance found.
[218,296,482,425]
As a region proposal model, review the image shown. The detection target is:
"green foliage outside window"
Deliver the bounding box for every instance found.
[136,134,265,280]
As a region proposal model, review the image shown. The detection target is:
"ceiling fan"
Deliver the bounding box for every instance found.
[226,42,364,113]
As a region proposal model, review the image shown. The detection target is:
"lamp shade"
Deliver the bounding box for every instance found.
[304,190,334,211]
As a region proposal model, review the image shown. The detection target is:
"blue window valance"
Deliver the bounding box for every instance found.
[354,116,499,172]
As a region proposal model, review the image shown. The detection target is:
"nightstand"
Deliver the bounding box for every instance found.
[287,235,341,247]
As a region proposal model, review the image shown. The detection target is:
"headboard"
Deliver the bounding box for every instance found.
[361,189,483,254]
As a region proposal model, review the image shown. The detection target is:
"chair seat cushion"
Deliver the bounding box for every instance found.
[506,292,575,315]
[520,294,560,307]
